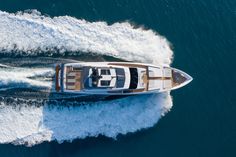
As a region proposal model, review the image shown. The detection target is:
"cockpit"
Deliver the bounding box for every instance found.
[87,67,117,88]
[90,68,102,87]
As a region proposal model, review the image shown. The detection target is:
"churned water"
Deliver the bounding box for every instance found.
[0,0,235,157]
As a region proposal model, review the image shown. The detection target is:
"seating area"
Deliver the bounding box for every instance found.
[65,67,82,91]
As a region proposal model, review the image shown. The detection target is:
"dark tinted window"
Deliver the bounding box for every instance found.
[101,69,111,75]
[115,68,125,88]
[73,67,82,71]
[129,68,138,89]
[101,80,111,86]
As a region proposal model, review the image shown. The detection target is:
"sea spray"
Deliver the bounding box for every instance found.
[0,10,174,146]
[0,10,172,65]
[0,66,53,88]
[0,93,172,146]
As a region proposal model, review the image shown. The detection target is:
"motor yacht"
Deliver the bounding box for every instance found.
[54,62,192,95]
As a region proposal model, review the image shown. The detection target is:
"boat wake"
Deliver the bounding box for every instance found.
[0,94,172,146]
[0,10,172,65]
[0,65,53,89]
[0,10,173,146]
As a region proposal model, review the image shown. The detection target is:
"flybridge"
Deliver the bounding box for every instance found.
[55,62,192,95]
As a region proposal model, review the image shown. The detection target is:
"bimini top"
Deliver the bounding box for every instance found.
[55,62,192,95]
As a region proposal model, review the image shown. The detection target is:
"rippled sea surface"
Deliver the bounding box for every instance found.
[0,0,235,157]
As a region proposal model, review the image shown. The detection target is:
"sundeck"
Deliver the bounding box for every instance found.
[54,62,192,95]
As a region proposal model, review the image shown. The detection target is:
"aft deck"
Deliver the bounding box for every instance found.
[65,66,83,91]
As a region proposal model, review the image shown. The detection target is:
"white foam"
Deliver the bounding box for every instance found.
[0,64,10,68]
[0,10,174,146]
[0,102,44,144]
[0,93,172,146]
[0,67,53,88]
[0,10,173,65]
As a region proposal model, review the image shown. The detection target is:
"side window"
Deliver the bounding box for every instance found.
[101,80,111,86]
[101,69,111,75]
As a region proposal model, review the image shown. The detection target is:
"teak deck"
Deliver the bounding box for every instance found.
[65,67,83,91]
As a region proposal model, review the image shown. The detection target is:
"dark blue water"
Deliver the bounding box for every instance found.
[0,0,235,156]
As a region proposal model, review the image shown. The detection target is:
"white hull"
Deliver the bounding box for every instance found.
[54,62,192,95]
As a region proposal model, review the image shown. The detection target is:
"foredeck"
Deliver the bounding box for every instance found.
[171,70,187,87]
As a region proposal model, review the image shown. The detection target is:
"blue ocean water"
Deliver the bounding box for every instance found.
[0,0,235,157]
